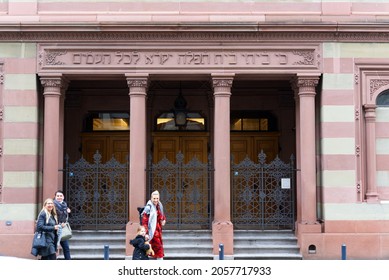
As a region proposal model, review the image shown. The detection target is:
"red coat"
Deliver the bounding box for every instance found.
[142,203,166,259]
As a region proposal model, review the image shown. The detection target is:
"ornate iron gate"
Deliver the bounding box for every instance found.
[232,151,295,230]
[147,152,213,229]
[64,152,129,230]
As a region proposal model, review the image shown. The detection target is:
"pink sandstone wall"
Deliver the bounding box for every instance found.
[1,1,389,259]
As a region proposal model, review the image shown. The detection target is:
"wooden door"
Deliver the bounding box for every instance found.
[231,132,281,229]
[81,132,129,163]
[231,132,279,163]
[152,132,209,229]
[153,132,208,163]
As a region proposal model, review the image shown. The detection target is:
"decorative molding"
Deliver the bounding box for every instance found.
[355,108,360,121]
[40,78,62,88]
[0,62,3,85]
[126,79,148,88]
[212,79,233,88]
[295,77,319,89]
[2,30,389,43]
[370,79,389,100]
[43,51,67,66]
[356,145,360,157]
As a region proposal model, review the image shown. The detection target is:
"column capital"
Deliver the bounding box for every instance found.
[211,73,234,96]
[125,74,149,96]
[39,74,68,96]
[291,74,320,97]
[364,104,377,122]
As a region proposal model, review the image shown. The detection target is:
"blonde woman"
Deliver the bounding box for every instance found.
[35,198,61,260]
[141,190,166,260]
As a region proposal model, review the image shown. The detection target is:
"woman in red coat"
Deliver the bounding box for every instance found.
[141,190,166,260]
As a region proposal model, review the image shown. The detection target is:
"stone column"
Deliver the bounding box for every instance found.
[40,74,66,201]
[125,73,149,257]
[58,79,69,189]
[364,104,379,202]
[211,73,234,258]
[291,82,302,226]
[293,74,321,233]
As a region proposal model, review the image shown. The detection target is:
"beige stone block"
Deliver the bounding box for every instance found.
[321,105,354,122]
[4,74,37,90]
[0,203,36,221]
[4,106,38,122]
[377,138,389,155]
[3,171,38,188]
[3,139,38,155]
[321,170,355,187]
[322,73,354,90]
[321,138,355,155]
[0,43,36,58]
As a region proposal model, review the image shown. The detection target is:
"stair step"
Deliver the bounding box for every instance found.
[58,229,302,260]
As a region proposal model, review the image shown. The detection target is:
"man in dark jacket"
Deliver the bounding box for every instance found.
[54,190,72,260]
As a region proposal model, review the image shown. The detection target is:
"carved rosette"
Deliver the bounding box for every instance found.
[0,62,3,85]
[292,51,315,65]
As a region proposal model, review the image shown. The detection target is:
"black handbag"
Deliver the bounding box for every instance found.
[32,231,47,249]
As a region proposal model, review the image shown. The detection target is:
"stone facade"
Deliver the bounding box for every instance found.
[1,0,389,259]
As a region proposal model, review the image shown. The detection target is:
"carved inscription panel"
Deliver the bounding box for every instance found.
[38,45,321,73]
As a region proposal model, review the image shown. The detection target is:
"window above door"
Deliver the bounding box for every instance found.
[156,112,205,131]
[84,112,130,131]
[231,111,278,132]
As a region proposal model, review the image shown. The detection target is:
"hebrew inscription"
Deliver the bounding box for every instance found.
[38,46,320,72]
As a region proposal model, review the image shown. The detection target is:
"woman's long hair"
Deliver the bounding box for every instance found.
[40,198,58,224]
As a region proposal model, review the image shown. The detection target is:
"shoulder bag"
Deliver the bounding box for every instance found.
[32,231,47,249]
[61,216,72,241]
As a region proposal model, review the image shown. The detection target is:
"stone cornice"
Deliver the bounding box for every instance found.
[2,22,389,42]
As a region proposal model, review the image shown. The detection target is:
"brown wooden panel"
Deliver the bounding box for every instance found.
[153,136,180,163]
[110,136,129,163]
[231,136,253,163]
[81,132,129,163]
[81,136,108,162]
[182,137,208,163]
[253,136,279,162]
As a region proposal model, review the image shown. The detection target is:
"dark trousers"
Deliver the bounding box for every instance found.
[60,240,71,260]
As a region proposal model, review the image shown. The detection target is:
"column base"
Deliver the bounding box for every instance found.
[296,221,322,234]
[366,192,380,203]
[212,220,234,255]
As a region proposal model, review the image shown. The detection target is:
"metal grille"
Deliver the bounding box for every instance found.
[147,152,213,229]
[64,152,129,230]
[232,151,295,230]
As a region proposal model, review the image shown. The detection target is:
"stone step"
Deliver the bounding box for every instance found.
[58,229,302,260]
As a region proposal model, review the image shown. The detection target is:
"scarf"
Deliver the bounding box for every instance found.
[54,199,68,223]
[142,200,164,241]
